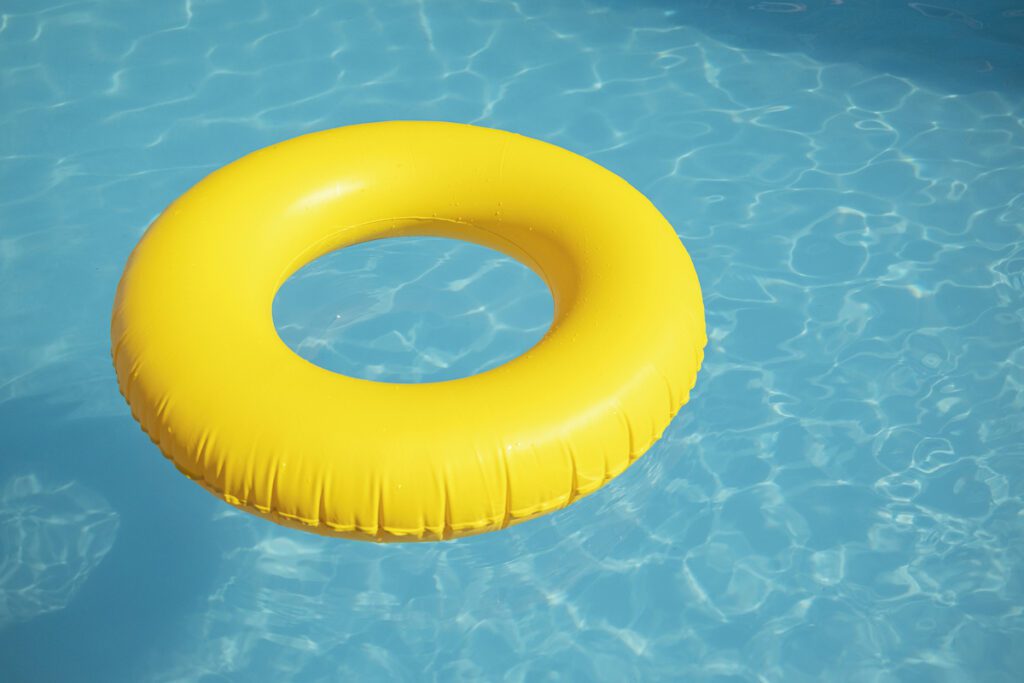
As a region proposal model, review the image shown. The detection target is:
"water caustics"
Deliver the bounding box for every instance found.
[0,475,119,629]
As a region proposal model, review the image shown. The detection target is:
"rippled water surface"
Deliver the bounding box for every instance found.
[3,1,1024,681]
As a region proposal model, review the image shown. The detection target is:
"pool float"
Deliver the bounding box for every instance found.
[111,121,706,542]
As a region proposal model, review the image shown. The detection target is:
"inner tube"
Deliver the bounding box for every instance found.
[111,121,706,542]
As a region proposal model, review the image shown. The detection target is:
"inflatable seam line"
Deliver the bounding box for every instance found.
[113,340,706,541]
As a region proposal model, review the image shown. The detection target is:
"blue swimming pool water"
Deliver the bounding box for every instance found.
[2,1,1023,680]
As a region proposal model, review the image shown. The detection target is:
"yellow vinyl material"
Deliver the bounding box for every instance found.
[111,121,706,542]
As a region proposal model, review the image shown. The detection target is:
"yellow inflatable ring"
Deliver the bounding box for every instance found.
[112,121,706,542]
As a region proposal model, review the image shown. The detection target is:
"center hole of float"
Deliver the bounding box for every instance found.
[272,236,554,383]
